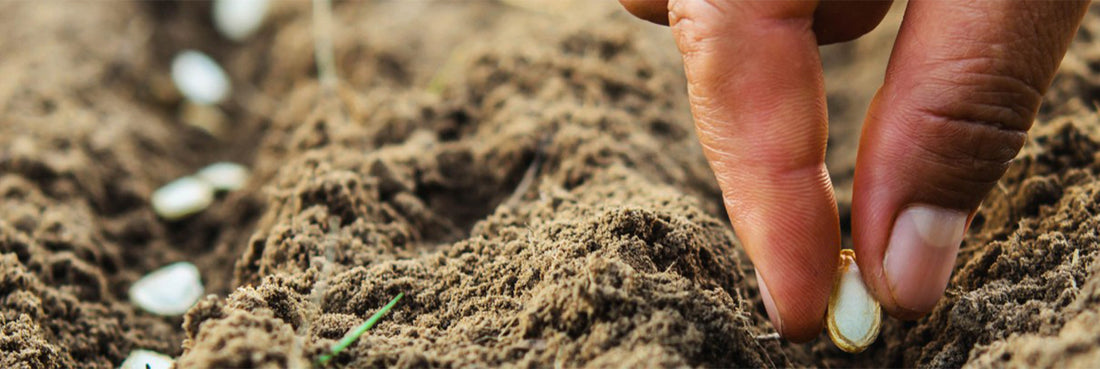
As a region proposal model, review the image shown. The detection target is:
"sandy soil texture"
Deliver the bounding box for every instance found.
[2,1,1100,368]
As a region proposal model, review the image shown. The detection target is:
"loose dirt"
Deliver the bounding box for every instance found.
[2,1,1100,368]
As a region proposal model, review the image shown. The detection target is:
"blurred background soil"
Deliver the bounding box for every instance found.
[2,1,1100,368]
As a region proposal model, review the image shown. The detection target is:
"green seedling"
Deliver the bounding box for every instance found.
[316,293,404,366]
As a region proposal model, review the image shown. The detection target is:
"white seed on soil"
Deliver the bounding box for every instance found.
[129,262,204,316]
[213,0,269,41]
[195,162,249,192]
[171,50,231,105]
[827,249,882,353]
[119,349,174,369]
[151,176,214,220]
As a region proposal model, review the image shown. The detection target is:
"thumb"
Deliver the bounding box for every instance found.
[853,0,1088,318]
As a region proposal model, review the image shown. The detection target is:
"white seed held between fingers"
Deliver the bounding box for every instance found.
[195,162,249,192]
[129,262,204,316]
[171,50,231,105]
[827,249,882,353]
[152,176,214,220]
[120,349,174,369]
[213,0,270,41]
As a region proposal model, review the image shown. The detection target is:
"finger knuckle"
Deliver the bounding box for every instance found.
[901,62,1041,182]
[922,55,1045,131]
[906,104,1029,194]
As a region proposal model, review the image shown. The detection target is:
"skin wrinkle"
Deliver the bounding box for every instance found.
[957,124,1026,167]
[906,110,1025,165]
[908,109,1029,161]
[909,59,1044,107]
[678,36,738,82]
[706,48,820,108]
[715,165,834,213]
[712,167,816,205]
[918,69,1044,121]
[1037,5,1086,68]
[884,75,1026,140]
[668,0,726,52]
[963,99,1040,130]
[670,18,708,64]
[690,92,827,174]
[995,2,1077,76]
[885,119,1019,191]
[861,120,1013,214]
[902,106,1029,163]
[694,119,826,173]
[678,28,823,122]
[690,54,827,171]
[700,139,828,194]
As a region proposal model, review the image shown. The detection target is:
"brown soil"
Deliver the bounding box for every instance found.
[2,1,1100,368]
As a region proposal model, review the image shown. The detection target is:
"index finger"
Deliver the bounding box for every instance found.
[667,0,839,342]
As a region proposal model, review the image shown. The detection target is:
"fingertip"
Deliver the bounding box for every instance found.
[619,0,669,25]
[885,304,932,321]
[812,0,894,45]
[783,316,826,343]
[758,267,826,343]
[744,189,839,342]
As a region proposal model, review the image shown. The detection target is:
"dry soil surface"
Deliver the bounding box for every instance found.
[2,1,1100,368]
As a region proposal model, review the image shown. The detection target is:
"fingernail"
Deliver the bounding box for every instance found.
[883,205,967,313]
[755,271,783,335]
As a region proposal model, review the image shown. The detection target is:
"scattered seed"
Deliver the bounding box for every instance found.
[196,162,249,192]
[152,176,214,220]
[171,50,231,105]
[129,262,204,316]
[826,249,881,353]
[213,0,269,41]
[120,349,173,369]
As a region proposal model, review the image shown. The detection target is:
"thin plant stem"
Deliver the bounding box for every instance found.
[316,293,404,366]
[312,0,337,93]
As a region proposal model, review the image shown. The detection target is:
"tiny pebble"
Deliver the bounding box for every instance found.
[152,177,214,220]
[196,162,249,192]
[213,0,270,41]
[120,349,174,369]
[171,50,231,105]
[129,262,204,316]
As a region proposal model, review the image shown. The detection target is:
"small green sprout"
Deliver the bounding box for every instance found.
[316,292,404,366]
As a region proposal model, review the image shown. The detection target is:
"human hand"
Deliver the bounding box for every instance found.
[619,0,1089,342]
